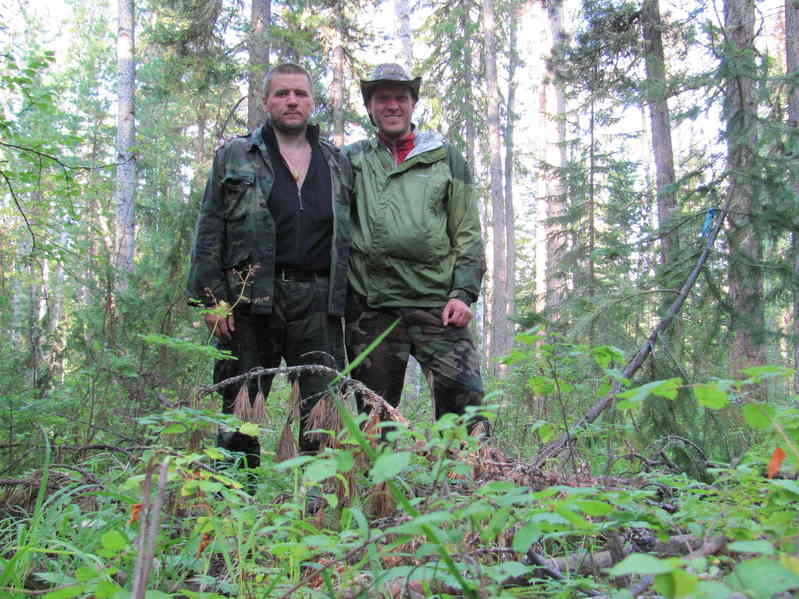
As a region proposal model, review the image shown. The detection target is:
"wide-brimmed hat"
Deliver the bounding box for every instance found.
[360,63,421,105]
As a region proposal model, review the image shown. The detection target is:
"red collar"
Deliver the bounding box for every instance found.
[378,132,415,164]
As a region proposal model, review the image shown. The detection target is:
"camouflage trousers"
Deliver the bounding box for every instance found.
[345,291,484,425]
[214,275,345,464]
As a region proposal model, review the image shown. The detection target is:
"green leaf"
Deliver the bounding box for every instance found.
[725,557,799,599]
[592,345,625,368]
[693,384,729,409]
[769,479,799,496]
[742,403,774,430]
[162,422,187,435]
[483,561,531,583]
[204,447,225,460]
[573,500,613,516]
[238,422,259,436]
[94,581,122,599]
[654,569,698,598]
[728,540,775,555]
[512,522,541,553]
[274,455,314,470]
[370,451,412,484]
[694,580,734,599]
[617,378,682,406]
[44,586,85,599]
[335,450,354,473]
[528,376,556,396]
[608,553,674,576]
[101,529,128,553]
[554,504,592,529]
[740,365,793,380]
[75,566,99,582]
[304,459,338,484]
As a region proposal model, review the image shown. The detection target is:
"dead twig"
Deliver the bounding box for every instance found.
[131,456,171,599]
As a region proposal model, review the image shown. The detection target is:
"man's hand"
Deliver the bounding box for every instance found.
[204,305,235,340]
[442,298,472,327]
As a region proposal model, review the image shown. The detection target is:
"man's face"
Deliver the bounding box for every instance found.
[368,85,416,139]
[263,73,314,134]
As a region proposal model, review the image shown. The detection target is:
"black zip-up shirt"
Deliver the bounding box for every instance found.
[263,124,333,273]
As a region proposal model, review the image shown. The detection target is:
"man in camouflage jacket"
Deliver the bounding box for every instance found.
[344,63,486,428]
[188,64,352,465]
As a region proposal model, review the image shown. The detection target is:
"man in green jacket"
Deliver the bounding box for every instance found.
[188,63,352,465]
[344,63,486,430]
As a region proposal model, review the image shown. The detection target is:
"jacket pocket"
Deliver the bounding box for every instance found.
[222,170,256,220]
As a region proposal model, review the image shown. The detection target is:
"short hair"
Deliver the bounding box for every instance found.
[263,63,313,97]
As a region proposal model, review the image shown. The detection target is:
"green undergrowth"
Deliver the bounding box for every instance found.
[1,336,799,597]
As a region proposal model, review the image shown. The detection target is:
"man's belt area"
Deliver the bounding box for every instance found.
[277,268,329,282]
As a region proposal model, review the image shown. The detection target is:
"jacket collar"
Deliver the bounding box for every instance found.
[247,120,321,155]
[370,127,443,160]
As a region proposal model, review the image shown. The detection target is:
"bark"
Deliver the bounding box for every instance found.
[504,6,520,333]
[587,93,596,343]
[483,0,510,368]
[641,0,677,265]
[787,0,799,392]
[114,0,136,282]
[247,0,270,130]
[331,1,345,147]
[544,0,569,318]
[723,0,765,374]
[395,0,413,67]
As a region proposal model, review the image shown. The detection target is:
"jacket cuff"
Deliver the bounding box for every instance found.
[449,289,476,306]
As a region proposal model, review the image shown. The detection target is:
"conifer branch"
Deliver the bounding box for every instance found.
[531,194,731,469]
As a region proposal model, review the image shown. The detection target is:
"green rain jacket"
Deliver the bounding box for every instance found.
[187,123,353,315]
[344,130,485,308]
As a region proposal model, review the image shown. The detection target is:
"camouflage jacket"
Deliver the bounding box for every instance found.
[187,123,353,315]
[343,131,485,308]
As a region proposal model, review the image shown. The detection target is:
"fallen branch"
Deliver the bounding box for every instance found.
[532,196,731,469]
[199,364,411,427]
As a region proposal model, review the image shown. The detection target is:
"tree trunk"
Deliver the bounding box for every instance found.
[331,1,345,147]
[641,0,677,266]
[787,0,799,392]
[114,0,136,283]
[395,0,413,68]
[723,0,765,374]
[247,0,270,130]
[544,0,569,319]
[483,0,509,369]
[587,91,596,344]
[504,5,520,337]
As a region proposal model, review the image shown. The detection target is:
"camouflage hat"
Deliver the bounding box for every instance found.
[360,63,422,105]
